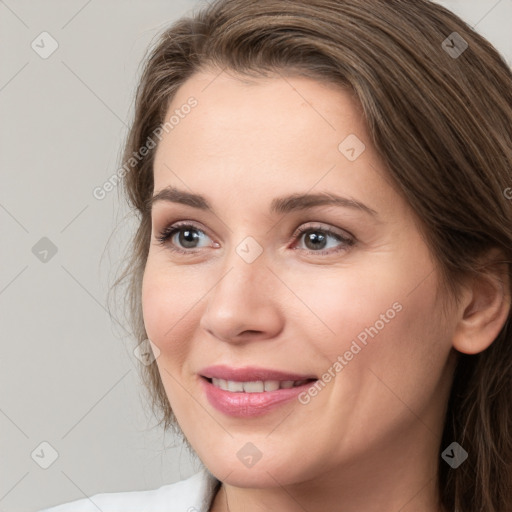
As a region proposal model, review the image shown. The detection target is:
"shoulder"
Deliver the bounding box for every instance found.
[37,469,220,512]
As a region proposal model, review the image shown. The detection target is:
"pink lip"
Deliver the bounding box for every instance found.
[199,365,317,382]
[199,365,318,418]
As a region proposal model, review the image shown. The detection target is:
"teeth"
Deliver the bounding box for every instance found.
[264,381,280,391]
[210,378,308,392]
[227,380,244,392]
[243,381,264,393]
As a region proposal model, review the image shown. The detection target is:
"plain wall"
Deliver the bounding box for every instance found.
[0,1,510,511]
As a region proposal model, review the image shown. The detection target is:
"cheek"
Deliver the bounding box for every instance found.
[292,254,448,388]
[286,261,409,355]
[141,260,203,363]
[293,265,450,455]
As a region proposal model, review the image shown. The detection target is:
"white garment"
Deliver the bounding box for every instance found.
[37,469,221,512]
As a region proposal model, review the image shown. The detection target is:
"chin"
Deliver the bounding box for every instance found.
[201,445,312,489]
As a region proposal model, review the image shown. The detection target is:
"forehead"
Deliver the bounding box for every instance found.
[151,69,405,220]
[166,69,363,139]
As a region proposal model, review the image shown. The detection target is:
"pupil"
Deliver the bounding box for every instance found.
[306,232,326,250]
[180,229,199,248]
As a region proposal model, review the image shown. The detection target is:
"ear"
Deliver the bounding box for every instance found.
[452,248,511,355]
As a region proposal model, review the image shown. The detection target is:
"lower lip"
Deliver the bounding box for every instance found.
[200,377,317,417]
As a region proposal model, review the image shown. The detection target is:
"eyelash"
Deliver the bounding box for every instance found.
[155,221,355,256]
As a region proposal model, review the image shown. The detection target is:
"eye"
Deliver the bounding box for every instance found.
[155,221,355,256]
[155,222,214,254]
[291,224,355,255]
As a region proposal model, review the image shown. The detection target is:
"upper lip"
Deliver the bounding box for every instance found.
[200,365,317,382]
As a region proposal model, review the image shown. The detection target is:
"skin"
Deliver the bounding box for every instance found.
[141,68,509,512]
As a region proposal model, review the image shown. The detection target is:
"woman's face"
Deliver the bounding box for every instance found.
[142,69,458,489]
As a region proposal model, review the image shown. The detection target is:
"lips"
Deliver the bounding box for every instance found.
[200,365,317,382]
[199,365,318,417]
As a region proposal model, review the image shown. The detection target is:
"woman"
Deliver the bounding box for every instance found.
[40,0,512,511]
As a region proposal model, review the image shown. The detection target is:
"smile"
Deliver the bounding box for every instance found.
[199,367,318,417]
[209,378,313,392]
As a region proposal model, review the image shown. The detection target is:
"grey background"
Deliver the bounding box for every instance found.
[1,1,510,511]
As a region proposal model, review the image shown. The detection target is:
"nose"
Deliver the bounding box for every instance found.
[199,249,284,344]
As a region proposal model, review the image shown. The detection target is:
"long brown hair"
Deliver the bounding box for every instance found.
[108,1,512,510]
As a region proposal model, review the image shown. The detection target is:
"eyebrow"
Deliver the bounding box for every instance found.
[149,186,378,217]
